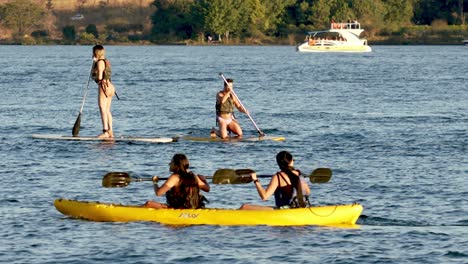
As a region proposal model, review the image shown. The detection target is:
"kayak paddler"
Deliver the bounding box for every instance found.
[240,151,311,210]
[144,154,210,209]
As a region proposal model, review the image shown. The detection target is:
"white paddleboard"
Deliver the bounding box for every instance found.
[32,134,176,143]
[182,135,285,142]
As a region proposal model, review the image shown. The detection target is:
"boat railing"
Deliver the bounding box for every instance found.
[308,38,345,47]
[330,22,361,30]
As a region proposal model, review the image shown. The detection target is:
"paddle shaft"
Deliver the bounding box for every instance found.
[212,168,332,184]
[103,168,331,188]
[79,62,94,113]
[219,73,265,136]
[72,62,94,137]
[132,176,214,182]
[102,171,214,188]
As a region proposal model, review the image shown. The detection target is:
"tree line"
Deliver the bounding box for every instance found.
[151,0,467,43]
[0,0,467,44]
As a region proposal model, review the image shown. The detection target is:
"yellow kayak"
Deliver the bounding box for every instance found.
[54,199,363,227]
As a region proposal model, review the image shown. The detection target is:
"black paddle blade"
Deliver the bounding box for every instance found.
[309,168,332,183]
[102,172,132,188]
[212,168,255,184]
[72,113,81,137]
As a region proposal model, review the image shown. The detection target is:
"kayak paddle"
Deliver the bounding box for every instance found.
[72,62,94,137]
[219,72,265,137]
[102,171,213,188]
[102,168,331,188]
[212,168,332,184]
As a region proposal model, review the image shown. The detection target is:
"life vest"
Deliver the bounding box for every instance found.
[273,170,306,208]
[92,59,112,83]
[165,172,207,209]
[216,95,234,115]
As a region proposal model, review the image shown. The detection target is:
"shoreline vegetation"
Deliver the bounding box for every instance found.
[1,0,468,46]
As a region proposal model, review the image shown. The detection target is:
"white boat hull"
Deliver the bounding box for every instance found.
[297,43,372,53]
[297,22,372,53]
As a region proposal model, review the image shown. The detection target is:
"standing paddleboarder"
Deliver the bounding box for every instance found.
[92,45,116,138]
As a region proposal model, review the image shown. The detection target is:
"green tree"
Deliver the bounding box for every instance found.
[330,0,354,23]
[290,0,313,26]
[62,25,76,41]
[86,24,99,38]
[151,0,197,41]
[383,0,414,26]
[78,32,98,45]
[204,0,240,41]
[0,0,46,39]
[413,0,463,25]
[191,1,209,41]
[263,0,296,36]
[350,0,386,35]
[241,0,295,37]
[310,0,332,28]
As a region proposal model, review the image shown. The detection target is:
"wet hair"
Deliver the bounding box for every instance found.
[276,150,293,169]
[167,153,205,208]
[276,151,305,207]
[224,78,233,88]
[170,153,190,174]
[170,153,197,183]
[93,45,105,59]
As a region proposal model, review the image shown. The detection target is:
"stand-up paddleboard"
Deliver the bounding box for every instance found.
[182,135,285,142]
[32,134,176,143]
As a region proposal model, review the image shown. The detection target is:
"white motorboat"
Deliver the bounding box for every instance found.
[297,22,372,53]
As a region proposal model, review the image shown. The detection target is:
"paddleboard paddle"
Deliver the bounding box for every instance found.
[218,72,265,137]
[72,62,94,137]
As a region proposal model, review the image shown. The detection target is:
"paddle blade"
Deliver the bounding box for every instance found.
[102,172,132,188]
[309,168,332,183]
[72,113,81,137]
[212,168,255,184]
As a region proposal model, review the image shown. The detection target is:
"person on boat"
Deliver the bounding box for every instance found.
[210,78,248,139]
[92,45,116,138]
[239,151,311,210]
[144,153,210,209]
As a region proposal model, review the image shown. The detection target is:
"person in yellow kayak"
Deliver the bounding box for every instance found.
[92,45,116,138]
[210,78,248,139]
[144,153,210,209]
[240,151,311,210]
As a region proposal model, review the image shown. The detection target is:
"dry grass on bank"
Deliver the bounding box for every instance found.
[0,0,153,10]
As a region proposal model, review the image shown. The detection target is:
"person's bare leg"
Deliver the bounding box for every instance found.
[239,204,274,210]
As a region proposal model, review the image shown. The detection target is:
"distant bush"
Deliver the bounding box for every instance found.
[86,24,99,38]
[31,30,49,38]
[78,32,98,44]
[62,25,76,41]
[21,36,37,45]
[106,23,144,33]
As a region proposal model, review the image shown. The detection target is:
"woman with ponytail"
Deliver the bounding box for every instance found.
[144,154,210,209]
[240,151,310,210]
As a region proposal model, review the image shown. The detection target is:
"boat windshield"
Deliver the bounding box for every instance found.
[307,31,344,41]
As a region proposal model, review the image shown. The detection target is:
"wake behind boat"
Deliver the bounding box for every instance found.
[297,21,372,53]
[32,134,176,143]
[54,198,363,227]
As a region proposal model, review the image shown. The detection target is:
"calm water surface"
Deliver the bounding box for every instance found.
[0,45,467,263]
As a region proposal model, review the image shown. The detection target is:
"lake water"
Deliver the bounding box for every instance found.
[0,45,467,263]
